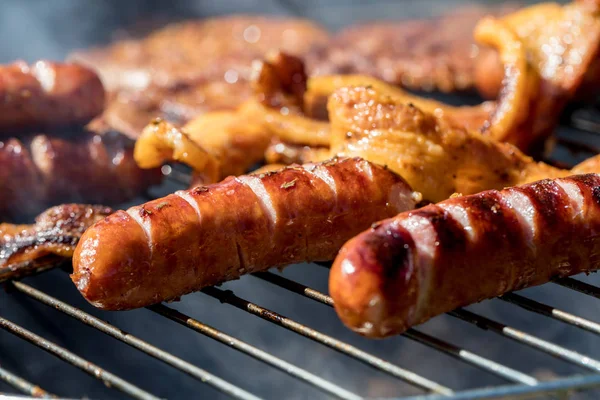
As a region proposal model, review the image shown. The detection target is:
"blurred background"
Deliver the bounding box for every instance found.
[0,0,554,63]
[1,1,597,400]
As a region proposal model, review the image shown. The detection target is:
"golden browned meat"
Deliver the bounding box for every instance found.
[327,85,599,202]
[131,51,491,180]
[476,1,600,151]
[0,204,113,281]
[135,82,600,205]
[307,4,518,93]
[134,99,334,184]
[71,16,330,136]
[133,54,331,183]
[264,139,330,166]
[101,78,254,139]
[305,75,493,132]
[134,111,271,184]
[476,0,600,101]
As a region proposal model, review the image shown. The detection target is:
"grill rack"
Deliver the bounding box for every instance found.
[2,109,600,400]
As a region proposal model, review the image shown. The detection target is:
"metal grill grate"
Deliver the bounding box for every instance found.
[2,108,600,400]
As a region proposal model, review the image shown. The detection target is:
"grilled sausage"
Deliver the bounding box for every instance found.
[0,61,105,132]
[306,4,517,94]
[72,157,419,310]
[330,174,600,338]
[0,129,161,221]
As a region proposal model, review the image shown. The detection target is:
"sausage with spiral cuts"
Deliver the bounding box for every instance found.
[330,174,600,338]
[0,61,105,132]
[72,157,419,310]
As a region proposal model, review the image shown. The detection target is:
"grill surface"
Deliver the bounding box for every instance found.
[1,107,600,400]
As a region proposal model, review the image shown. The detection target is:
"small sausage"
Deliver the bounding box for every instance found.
[0,129,161,221]
[330,174,600,338]
[72,157,419,310]
[0,61,105,132]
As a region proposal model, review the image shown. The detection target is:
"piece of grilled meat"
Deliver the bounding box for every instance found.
[71,16,330,136]
[0,204,113,281]
[307,4,517,93]
[71,16,329,92]
[326,85,600,203]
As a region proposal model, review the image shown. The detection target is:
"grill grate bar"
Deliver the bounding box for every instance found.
[0,316,159,400]
[0,366,54,399]
[554,277,600,299]
[401,330,538,387]
[200,286,454,396]
[449,309,600,372]
[162,165,192,186]
[252,272,538,386]
[500,293,600,336]
[400,373,600,400]
[149,304,363,400]
[8,281,261,400]
[570,107,600,135]
[253,272,334,305]
[554,137,600,155]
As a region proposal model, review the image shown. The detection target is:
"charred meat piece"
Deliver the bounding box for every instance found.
[264,138,330,166]
[1,204,113,281]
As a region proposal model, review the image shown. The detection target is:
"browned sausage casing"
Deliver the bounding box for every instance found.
[72,158,418,310]
[330,174,600,338]
[0,130,161,221]
[0,61,105,132]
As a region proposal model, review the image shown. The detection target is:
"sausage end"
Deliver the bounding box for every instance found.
[330,223,419,338]
[72,210,151,310]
